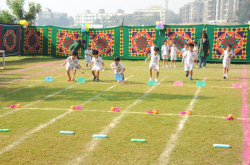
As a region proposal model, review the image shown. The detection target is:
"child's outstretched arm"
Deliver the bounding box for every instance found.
[219,53,224,60]
[145,55,151,63]
[182,55,185,64]
[119,68,125,75]
[88,62,93,67]
[77,64,84,74]
[102,62,106,70]
[110,64,116,69]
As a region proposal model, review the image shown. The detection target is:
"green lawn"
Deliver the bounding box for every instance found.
[0,56,249,164]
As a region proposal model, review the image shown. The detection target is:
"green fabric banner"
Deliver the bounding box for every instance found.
[0,23,21,56]
[17,24,250,63]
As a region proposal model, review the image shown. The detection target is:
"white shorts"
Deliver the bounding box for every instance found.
[223,61,230,69]
[162,55,169,60]
[185,63,194,71]
[171,55,177,60]
[92,65,102,71]
[85,56,92,64]
[66,65,77,70]
[149,63,159,71]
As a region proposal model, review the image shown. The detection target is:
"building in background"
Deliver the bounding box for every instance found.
[180,0,244,24]
[36,8,67,20]
[134,6,166,22]
[74,9,124,28]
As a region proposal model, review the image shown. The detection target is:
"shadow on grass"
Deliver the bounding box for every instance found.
[0,84,212,103]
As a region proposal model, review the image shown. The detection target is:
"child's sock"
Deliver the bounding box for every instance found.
[149,78,153,81]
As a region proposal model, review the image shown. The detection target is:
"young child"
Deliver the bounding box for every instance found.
[85,45,92,69]
[110,56,126,83]
[151,41,156,55]
[193,42,198,68]
[89,50,106,82]
[181,43,189,63]
[219,44,234,79]
[183,43,198,80]
[145,46,160,82]
[62,52,84,81]
[161,40,169,68]
[170,42,178,67]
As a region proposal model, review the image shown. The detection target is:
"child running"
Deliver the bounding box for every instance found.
[110,56,126,83]
[161,40,169,68]
[182,43,198,80]
[193,41,199,68]
[181,43,189,63]
[219,44,234,79]
[170,42,177,67]
[62,52,84,81]
[85,45,92,69]
[89,50,106,82]
[145,46,160,82]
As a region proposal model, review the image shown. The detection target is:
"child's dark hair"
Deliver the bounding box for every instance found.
[185,43,189,46]
[72,52,78,56]
[87,45,91,47]
[76,39,86,44]
[113,56,120,61]
[92,50,99,55]
[154,46,160,52]
[189,43,194,47]
[163,39,167,43]
[153,41,156,44]
[194,41,197,44]
[173,42,177,44]
[227,44,232,48]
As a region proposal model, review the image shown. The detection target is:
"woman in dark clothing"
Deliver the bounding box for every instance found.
[197,32,210,68]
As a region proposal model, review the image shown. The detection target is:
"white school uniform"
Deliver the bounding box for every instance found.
[91,56,103,71]
[171,47,178,60]
[149,54,160,70]
[181,48,189,63]
[161,45,169,59]
[85,50,92,64]
[110,62,125,74]
[65,56,79,69]
[223,50,234,69]
[151,46,155,55]
[184,51,198,71]
[193,46,198,53]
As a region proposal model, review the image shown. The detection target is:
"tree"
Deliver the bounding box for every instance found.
[0,0,42,24]
[236,0,250,24]
[0,10,16,24]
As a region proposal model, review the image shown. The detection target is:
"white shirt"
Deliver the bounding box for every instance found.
[184,51,198,65]
[161,45,169,55]
[66,56,79,66]
[182,48,189,62]
[92,56,103,67]
[85,50,92,56]
[151,46,155,55]
[223,50,234,63]
[150,54,160,64]
[110,62,124,72]
[171,47,178,56]
[193,46,198,53]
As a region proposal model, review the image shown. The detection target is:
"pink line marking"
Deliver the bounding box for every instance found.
[0,60,61,76]
[242,65,249,165]
[0,66,63,85]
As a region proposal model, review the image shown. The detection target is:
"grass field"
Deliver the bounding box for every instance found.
[0,56,249,165]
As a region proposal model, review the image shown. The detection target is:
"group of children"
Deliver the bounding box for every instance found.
[62,40,234,83]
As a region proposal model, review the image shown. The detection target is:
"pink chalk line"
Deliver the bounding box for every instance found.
[242,65,249,165]
[0,66,63,85]
[0,60,62,77]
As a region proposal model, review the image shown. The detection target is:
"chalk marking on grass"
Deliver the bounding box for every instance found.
[0,76,133,156]
[71,76,168,165]
[242,65,250,165]
[0,74,66,98]
[158,79,204,165]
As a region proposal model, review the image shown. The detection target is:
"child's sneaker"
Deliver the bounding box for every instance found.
[93,77,96,81]
[123,80,126,84]
[174,65,176,67]
[117,80,121,83]
[67,78,71,81]
[166,65,169,68]
[170,65,172,67]
[149,78,153,81]
[71,77,75,81]
[189,77,193,80]
[226,73,229,78]
[186,72,189,77]
[155,79,159,83]
[96,78,99,82]
[223,75,226,79]
[163,65,165,68]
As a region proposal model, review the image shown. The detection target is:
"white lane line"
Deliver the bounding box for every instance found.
[70,76,168,165]
[0,76,133,156]
[158,82,203,165]
[0,74,66,98]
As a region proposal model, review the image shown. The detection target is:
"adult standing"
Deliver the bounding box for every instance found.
[69,39,86,59]
[197,32,210,68]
